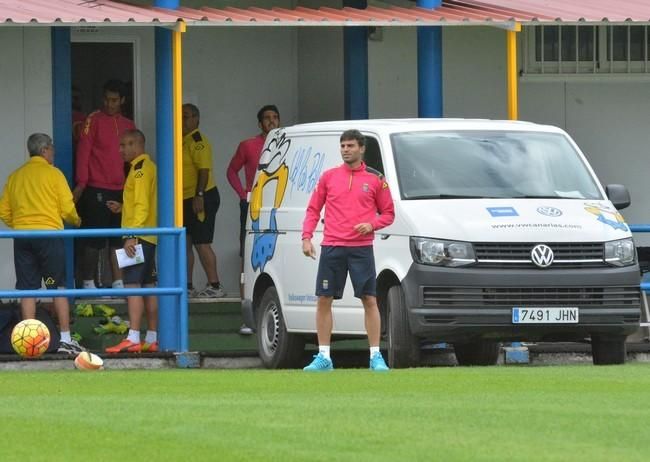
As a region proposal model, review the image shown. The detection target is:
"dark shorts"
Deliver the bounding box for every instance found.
[183,187,220,245]
[315,246,376,299]
[77,186,123,249]
[239,199,248,257]
[122,240,157,285]
[14,239,66,290]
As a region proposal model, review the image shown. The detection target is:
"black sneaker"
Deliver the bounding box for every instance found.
[58,339,85,355]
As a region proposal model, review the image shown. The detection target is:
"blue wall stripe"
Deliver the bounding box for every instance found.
[417,0,443,118]
[155,27,178,352]
[51,27,75,290]
[343,0,369,120]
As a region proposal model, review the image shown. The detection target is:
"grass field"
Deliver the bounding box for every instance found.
[1,365,649,462]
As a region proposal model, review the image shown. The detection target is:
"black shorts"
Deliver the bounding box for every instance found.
[122,240,157,285]
[77,186,123,249]
[183,187,220,245]
[315,246,376,299]
[14,239,66,290]
[239,199,248,257]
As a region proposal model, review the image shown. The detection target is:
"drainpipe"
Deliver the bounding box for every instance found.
[506,25,521,120]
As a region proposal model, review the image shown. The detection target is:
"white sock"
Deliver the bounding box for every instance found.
[60,331,72,343]
[127,329,140,344]
[112,279,124,289]
[370,346,380,358]
[82,280,96,289]
[319,345,331,359]
[145,330,157,344]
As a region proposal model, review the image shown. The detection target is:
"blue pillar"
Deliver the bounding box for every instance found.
[417,0,443,118]
[155,26,178,351]
[51,27,75,290]
[154,0,179,7]
[343,0,368,120]
[155,0,182,351]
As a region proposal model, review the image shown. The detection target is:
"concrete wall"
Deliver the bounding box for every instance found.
[369,26,417,118]
[0,19,300,295]
[442,26,650,245]
[182,25,299,292]
[0,28,53,290]
[297,23,650,248]
[2,18,649,294]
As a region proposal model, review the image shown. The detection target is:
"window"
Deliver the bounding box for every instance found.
[363,136,385,176]
[606,26,648,62]
[534,26,597,62]
[525,25,650,75]
[390,131,602,201]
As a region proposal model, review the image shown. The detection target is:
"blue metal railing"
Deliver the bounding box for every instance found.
[0,227,188,352]
[630,225,650,292]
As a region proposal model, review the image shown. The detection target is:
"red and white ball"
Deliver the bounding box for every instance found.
[74,351,104,370]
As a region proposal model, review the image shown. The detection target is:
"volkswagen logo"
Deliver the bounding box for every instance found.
[537,206,563,217]
[531,244,554,268]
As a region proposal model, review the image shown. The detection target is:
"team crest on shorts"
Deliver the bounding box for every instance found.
[322,279,329,290]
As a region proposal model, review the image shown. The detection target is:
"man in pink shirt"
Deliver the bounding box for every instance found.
[301,129,395,372]
[227,105,280,258]
[227,105,280,335]
[74,79,135,291]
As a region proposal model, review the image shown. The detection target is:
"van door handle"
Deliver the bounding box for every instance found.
[380,234,390,240]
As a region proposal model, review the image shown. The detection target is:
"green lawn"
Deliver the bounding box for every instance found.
[1,365,649,462]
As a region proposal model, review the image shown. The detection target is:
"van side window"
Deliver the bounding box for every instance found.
[363,137,384,176]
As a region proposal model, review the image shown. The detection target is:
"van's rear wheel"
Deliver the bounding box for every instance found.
[257,286,304,369]
[386,285,420,368]
[454,341,500,366]
[591,335,626,365]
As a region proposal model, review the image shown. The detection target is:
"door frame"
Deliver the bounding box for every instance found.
[70,28,142,129]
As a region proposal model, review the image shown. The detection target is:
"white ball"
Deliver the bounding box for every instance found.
[74,352,104,370]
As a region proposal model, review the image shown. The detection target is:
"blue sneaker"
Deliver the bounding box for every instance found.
[303,353,334,371]
[370,352,390,371]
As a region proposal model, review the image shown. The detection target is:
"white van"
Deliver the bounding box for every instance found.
[241,119,641,368]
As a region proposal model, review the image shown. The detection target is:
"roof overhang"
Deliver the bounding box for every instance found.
[2,1,650,29]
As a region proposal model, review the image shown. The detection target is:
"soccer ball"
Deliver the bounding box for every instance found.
[74,352,104,371]
[11,319,50,358]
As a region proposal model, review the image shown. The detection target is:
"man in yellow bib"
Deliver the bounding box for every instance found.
[105,129,158,353]
[181,104,225,298]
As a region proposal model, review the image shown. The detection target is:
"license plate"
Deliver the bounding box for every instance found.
[512,307,579,324]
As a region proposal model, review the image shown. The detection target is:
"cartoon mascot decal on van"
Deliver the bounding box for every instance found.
[249,131,291,271]
[584,202,629,232]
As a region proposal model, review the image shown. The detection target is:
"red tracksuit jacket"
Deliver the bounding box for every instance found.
[75,110,135,190]
[302,162,395,247]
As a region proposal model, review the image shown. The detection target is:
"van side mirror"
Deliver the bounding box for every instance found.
[605,184,631,210]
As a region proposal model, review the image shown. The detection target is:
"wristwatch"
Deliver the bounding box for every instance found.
[196,191,204,197]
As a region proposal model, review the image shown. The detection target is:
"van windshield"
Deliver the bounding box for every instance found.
[390,130,603,200]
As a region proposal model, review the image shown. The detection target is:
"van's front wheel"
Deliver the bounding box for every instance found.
[257,286,305,369]
[386,285,420,368]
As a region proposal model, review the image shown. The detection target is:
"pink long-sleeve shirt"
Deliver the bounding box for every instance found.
[227,134,265,200]
[302,162,395,247]
[75,110,135,190]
